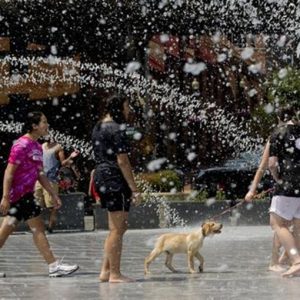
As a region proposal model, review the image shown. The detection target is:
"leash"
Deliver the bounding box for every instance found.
[208,200,245,221]
[253,188,274,200]
[207,188,274,221]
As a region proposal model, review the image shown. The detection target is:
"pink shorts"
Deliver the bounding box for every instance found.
[270,195,300,221]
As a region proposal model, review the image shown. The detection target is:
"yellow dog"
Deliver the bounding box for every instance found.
[144,221,223,274]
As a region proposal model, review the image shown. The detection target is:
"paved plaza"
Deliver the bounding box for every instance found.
[0,225,299,300]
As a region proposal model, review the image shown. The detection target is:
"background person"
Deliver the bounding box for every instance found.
[0,111,79,277]
[92,94,141,283]
[35,136,79,233]
[58,151,81,193]
[88,169,101,204]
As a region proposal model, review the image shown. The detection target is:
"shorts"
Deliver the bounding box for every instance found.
[8,193,42,222]
[34,181,59,208]
[270,195,300,221]
[99,188,132,212]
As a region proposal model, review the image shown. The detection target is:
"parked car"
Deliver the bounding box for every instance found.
[193,152,273,199]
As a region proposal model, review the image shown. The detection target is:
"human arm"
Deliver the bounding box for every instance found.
[117,153,141,206]
[245,141,270,202]
[70,164,80,180]
[88,169,95,196]
[57,147,80,167]
[37,172,62,209]
[0,163,18,214]
[114,127,141,205]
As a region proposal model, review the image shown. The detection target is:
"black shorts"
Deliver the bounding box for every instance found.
[99,188,132,212]
[8,193,42,222]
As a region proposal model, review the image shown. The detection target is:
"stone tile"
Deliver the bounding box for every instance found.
[0,226,299,299]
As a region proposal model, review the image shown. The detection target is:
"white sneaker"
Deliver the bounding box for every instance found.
[49,260,79,277]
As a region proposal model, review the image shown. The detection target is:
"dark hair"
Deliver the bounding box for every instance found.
[22,111,44,133]
[99,94,128,124]
[276,106,296,123]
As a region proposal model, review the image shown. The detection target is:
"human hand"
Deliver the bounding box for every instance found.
[52,194,62,209]
[70,150,80,158]
[131,192,142,206]
[0,196,10,215]
[245,191,256,202]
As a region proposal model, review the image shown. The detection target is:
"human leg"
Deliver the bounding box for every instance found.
[34,182,45,208]
[103,210,134,283]
[0,216,18,249]
[270,213,300,276]
[281,218,300,276]
[278,224,292,266]
[35,184,53,233]
[270,232,281,266]
[97,189,132,282]
[26,215,56,264]
[1,193,39,250]
[278,250,290,265]
[292,219,300,251]
[268,232,286,272]
[47,208,57,232]
[27,215,79,277]
[0,217,17,278]
[98,194,110,282]
[44,183,59,231]
[99,237,110,282]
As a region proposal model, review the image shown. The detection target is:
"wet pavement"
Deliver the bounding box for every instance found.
[0,226,299,300]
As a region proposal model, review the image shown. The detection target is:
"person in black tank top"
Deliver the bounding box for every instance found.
[245,115,292,272]
[92,94,141,283]
[269,107,300,277]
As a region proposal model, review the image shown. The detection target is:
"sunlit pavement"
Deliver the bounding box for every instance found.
[0,226,299,300]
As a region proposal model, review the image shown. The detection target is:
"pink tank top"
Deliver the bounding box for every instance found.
[8,136,43,203]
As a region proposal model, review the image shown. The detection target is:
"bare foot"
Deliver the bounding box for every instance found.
[99,271,110,282]
[268,264,286,273]
[282,263,300,277]
[109,275,135,283]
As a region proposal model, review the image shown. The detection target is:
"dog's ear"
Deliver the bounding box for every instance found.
[202,223,211,236]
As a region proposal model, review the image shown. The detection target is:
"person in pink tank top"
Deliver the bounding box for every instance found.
[8,135,44,203]
[0,111,79,277]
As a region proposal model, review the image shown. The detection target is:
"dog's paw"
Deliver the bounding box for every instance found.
[189,269,197,274]
[199,266,204,273]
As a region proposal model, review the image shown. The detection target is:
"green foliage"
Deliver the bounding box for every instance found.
[267,67,300,107]
[138,170,184,192]
[251,105,277,138]
[251,67,300,138]
[187,190,209,202]
[215,189,226,201]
